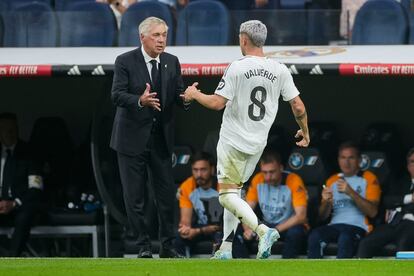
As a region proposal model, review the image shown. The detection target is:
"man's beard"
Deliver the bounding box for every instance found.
[196,177,208,186]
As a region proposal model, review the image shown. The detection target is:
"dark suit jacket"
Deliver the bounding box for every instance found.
[383,175,414,216]
[0,141,42,207]
[110,48,186,156]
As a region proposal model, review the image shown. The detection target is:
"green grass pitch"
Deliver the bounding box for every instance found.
[0,258,413,276]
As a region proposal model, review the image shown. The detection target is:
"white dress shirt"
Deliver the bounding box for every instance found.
[0,145,15,197]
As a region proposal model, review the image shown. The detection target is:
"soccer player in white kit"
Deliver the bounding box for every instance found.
[181,20,310,259]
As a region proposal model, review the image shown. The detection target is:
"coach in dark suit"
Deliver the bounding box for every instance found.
[110,17,192,258]
[0,113,42,257]
[357,148,414,257]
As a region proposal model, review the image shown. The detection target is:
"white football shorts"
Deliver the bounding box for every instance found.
[216,138,263,186]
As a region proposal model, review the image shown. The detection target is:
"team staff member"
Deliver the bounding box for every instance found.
[176,152,223,257]
[234,150,308,259]
[307,142,381,259]
[0,113,43,257]
[110,16,193,258]
[357,148,414,257]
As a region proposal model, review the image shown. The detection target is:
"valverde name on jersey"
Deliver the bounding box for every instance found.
[243,68,277,83]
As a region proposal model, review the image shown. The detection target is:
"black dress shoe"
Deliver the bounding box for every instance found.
[159,248,184,258]
[137,249,153,258]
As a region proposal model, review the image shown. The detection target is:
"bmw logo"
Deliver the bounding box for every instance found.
[172,152,177,168]
[288,152,304,170]
[360,154,370,171]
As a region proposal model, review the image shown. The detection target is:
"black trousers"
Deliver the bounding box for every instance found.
[357,220,414,258]
[0,204,38,257]
[117,132,175,251]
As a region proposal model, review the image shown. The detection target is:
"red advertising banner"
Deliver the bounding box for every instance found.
[0,65,52,77]
[339,64,414,76]
[180,63,229,76]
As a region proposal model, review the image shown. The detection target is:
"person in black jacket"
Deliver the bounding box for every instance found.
[0,113,43,256]
[110,16,193,258]
[357,147,414,258]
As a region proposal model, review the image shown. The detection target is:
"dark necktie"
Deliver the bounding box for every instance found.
[1,149,12,199]
[150,59,159,89]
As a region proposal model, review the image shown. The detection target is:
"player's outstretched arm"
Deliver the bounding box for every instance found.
[181,83,227,111]
[289,96,310,147]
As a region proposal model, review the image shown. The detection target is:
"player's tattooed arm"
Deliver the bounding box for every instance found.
[289,96,310,147]
[295,110,307,121]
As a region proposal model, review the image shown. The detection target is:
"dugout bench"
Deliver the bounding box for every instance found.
[0,225,104,257]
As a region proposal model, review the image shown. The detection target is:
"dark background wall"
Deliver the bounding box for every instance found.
[0,75,412,151]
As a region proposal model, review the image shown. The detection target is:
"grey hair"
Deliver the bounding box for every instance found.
[239,20,267,47]
[138,17,168,36]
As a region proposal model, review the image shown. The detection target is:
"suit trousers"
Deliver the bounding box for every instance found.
[117,131,175,251]
[0,204,38,256]
[357,220,414,258]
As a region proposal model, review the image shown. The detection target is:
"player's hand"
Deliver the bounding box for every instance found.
[337,178,353,195]
[139,83,161,111]
[180,82,199,102]
[295,129,310,147]
[321,185,333,203]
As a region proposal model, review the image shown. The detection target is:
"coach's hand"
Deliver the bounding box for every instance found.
[139,83,161,111]
[295,129,310,147]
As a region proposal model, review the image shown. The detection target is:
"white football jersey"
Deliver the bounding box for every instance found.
[215,56,299,154]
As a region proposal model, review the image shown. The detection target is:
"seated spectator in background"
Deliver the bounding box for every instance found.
[307,141,381,259]
[96,0,137,28]
[176,152,223,257]
[0,113,43,257]
[357,148,414,258]
[340,0,367,39]
[177,0,276,10]
[233,150,308,259]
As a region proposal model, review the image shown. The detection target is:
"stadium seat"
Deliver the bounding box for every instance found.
[360,150,392,188]
[3,2,58,47]
[59,2,117,46]
[203,129,220,163]
[9,0,51,10]
[307,122,340,169]
[307,5,340,45]
[352,0,409,45]
[266,125,291,164]
[410,12,414,44]
[400,0,412,12]
[0,0,9,11]
[231,9,307,45]
[176,0,230,45]
[280,0,306,9]
[189,0,273,10]
[0,15,3,46]
[29,117,75,208]
[118,1,173,47]
[286,147,330,227]
[172,146,193,185]
[55,0,94,10]
[360,122,405,174]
